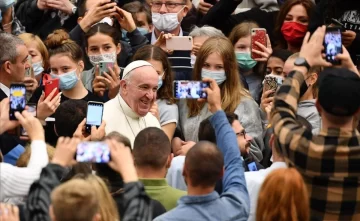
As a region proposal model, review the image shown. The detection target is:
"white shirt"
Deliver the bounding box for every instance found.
[166,156,187,191]
[0,82,9,97]
[245,162,288,221]
[151,28,184,44]
[0,140,48,202]
[103,94,161,146]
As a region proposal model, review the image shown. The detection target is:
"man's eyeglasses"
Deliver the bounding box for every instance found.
[236,130,247,139]
[151,2,185,11]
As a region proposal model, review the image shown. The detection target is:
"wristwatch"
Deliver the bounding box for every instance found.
[294,57,310,70]
[71,6,77,15]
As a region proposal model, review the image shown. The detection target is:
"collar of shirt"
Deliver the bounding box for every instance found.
[178,191,219,205]
[117,94,140,119]
[0,82,9,97]
[151,28,184,44]
[139,178,168,187]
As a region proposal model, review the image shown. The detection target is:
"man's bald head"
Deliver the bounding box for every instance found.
[184,141,224,188]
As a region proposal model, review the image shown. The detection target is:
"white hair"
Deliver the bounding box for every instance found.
[189,26,225,38]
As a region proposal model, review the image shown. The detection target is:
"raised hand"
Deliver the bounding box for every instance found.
[36,88,61,121]
[252,34,273,62]
[15,110,45,141]
[0,98,19,134]
[52,137,80,167]
[114,7,136,33]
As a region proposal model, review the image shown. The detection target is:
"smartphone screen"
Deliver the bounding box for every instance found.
[9,84,26,120]
[247,162,258,171]
[86,102,104,133]
[324,28,342,65]
[76,141,110,163]
[21,104,37,136]
[173,81,209,99]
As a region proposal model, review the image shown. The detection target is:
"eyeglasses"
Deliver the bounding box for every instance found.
[151,1,185,11]
[236,130,247,139]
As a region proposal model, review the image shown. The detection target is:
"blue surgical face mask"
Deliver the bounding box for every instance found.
[51,69,79,90]
[32,61,44,76]
[201,68,226,85]
[158,72,164,90]
[122,27,149,42]
[236,52,257,70]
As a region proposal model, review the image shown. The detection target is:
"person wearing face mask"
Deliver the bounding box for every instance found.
[18,33,49,85]
[121,1,153,43]
[274,0,315,53]
[69,0,148,70]
[83,23,122,101]
[229,21,273,104]
[132,45,178,141]
[175,37,264,162]
[147,0,192,81]
[29,30,102,120]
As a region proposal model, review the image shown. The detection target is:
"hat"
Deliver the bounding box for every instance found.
[121,60,154,79]
[318,67,360,116]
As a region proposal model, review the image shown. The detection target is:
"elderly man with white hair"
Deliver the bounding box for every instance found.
[103,60,161,145]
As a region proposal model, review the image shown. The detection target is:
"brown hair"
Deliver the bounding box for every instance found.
[188,37,251,117]
[132,45,176,104]
[106,131,132,149]
[122,1,152,26]
[133,127,171,169]
[18,33,50,70]
[184,141,224,188]
[16,144,55,167]
[45,29,83,62]
[51,179,99,221]
[274,0,315,49]
[256,168,310,221]
[228,21,265,77]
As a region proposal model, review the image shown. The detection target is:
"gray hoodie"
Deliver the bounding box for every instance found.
[297,99,321,134]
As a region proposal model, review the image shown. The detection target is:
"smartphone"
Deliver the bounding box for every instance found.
[263,75,283,97]
[173,81,209,99]
[247,162,258,171]
[330,18,346,31]
[44,78,59,99]
[85,101,104,134]
[204,0,217,5]
[251,28,267,60]
[9,84,26,120]
[99,61,114,75]
[25,56,33,78]
[166,36,193,51]
[20,104,36,136]
[76,141,111,163]
[324,27,342,65]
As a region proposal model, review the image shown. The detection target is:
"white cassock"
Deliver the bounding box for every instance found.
[103,94,161,147]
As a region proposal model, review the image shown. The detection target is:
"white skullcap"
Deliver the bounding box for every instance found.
[121,60,154,79]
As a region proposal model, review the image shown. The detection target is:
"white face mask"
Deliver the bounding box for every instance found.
[152,7,185,32]
[262,73,284,85]
[88,52,117,67]
[190,54,196,67]
[201,68,226,85]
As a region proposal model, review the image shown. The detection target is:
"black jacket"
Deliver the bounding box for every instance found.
[200,0,278,45]
[15,0,79,40]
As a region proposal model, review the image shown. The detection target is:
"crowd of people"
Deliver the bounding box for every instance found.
[0,0,360,220]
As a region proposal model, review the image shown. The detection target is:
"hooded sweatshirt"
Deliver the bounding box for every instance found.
[297,99,321,134]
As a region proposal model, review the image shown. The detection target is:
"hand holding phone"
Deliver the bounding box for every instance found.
[173,81,209,99]
[9,84,26,121]
[99,61,115,75]
[20,104,37,137]
[251,28,267,60]
[85,101,104,134]
[76,141,111,163]
[0,98,20,134]
[53,137,79,167]
[166,36,193,51]
[263,75,283,97]
[44,78,59,99]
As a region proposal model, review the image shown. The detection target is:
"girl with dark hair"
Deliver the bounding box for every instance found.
[82,23,122,101]
[132,45,178,141]
[274,0,315,52]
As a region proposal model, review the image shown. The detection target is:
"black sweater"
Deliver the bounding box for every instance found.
[200,0,278,44]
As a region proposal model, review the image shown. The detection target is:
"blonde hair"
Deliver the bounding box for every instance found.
[256,168,310,221]
[188,37,251,117]
[51,179,99,221]
[83,175,119,221]
[16,144,55,167]
[18,33,50,70]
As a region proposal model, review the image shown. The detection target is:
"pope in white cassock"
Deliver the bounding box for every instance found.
[103,60,161,146]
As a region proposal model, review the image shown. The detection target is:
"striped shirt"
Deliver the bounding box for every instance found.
[271,70,360,220]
